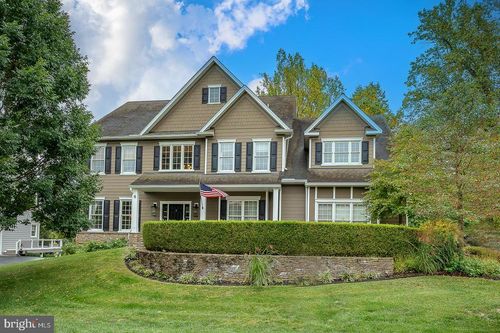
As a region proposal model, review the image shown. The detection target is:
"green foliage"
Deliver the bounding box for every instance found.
[464,246,500,261]
[62,241,78,255]
[143,221,419,257]
[248,255,273,287]
[83,238,128,252]
[446,256,500,278]
[199,273,218,285]
[351,82,401,127]
[178,273,196,284]
[257,49,345,119]
[317,270,334,284]
[0,0,100,237]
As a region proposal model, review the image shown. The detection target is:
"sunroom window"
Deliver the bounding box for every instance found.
[322,140,362,165]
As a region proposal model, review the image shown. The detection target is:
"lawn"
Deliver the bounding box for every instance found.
[0,249,498,333]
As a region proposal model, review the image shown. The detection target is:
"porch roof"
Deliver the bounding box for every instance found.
[130,172,281,187]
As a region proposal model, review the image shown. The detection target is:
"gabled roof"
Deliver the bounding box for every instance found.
[304,94,383,136]
[199,86,291,132]
[140,56,244,135]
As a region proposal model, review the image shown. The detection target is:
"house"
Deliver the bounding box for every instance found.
[77,56,397,242]
[0,212,40,255]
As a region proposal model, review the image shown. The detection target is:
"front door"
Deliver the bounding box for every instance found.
[168,204,184,220]
[160,202,191,221]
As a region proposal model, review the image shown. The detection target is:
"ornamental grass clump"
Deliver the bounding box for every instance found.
[248,255,273,287]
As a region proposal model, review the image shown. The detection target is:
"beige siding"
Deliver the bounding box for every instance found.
[317,187,333,199]
[281,185,305,220]
[310,102,376,168]
[151,65,240,132]
[335,187,351,199]
[207,94,282,174]
[353,187,367,199]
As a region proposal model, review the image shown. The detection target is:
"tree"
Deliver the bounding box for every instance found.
[368,0,499,229]
[0,0,100,237]
[351,82,401,127]
[257,49,345,119]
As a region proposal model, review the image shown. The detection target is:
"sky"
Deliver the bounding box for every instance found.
[62,0,441,120]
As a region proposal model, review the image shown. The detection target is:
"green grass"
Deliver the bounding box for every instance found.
[0,249,499,333]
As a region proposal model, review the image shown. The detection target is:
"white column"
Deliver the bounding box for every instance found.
[305,186,310,222]
[272,188,279,221]
[265,191,269,220]
[131,189,139,233]
[200,196,207,220]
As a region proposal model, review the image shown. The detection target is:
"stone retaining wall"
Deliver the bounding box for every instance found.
[137,250,394,284]
[76,232,144,249]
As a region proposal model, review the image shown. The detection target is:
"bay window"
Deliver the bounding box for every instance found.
[322,139,362,165]
[160,143,194,171]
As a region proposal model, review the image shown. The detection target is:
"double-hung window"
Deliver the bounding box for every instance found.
[119,199,132,231]
[90,145,106,174]
[253,140,270,172]
[160,143,194,171]
[30,224,37,238]
[316,202,369,223]
[322,139,362,165]
[89,199,104,230]
[208,85,221,104]
[218,141,235,172]
[121,144,136,174]
[227,199,259,220]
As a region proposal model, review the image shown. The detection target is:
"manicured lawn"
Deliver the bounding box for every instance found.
[0,249,498,332]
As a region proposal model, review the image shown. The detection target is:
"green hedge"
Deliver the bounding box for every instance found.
[143,220,419,257]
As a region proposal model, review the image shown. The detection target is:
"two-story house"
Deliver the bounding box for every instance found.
[79,56,395,242]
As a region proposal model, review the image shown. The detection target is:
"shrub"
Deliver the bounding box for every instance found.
[464,246,500,261]
[178,273,196,284]
[446,257,500,278]
[318,270,334,284]
[143,221,419,257]
[248,255,273,286]
[83,238,128,252]
[199,273,218,285]
[62,241,79,255]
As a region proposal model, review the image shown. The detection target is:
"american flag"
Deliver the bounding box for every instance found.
[200,183,228,198]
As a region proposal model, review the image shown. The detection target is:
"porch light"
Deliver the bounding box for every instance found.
[151,202,158,217]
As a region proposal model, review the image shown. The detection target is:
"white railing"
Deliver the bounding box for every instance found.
[15,239,63,255]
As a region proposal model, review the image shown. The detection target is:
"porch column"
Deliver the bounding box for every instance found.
[200,196,207,221]
[272,188,279,221]
[131,189,139,233]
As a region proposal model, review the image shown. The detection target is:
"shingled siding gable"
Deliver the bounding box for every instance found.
[206,94,282,173]
[150,64,240,133]
[310,102,375,168]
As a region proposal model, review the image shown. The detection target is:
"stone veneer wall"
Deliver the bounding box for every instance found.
[76,232,144,249]
[137,250,394,284]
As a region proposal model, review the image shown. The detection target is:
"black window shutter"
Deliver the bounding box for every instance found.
[103,200,110,231]
[234,142,242,172]
[211,143,218,172]
[193,144,201,170]
[270,141,278,171]
[105,146,112,174]
[220,87,227,102]
[220,199,227,220]
[258,200,266,220]
[136,146,143,174]
[315,142,322,165]
[362,141,369,164]
[202,88,208,104]
[138,200,142,232]
[115,146,121,174]
[153,146,160,171]
[246,142,253,171]
[113,200,120,231]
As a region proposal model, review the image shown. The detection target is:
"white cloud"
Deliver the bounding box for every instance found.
[248,77,264,93]
[62,0,308,118]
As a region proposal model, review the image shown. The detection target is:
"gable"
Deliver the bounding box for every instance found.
[150,64,240,133]
[316,102,367,136]
[212,94,279,136]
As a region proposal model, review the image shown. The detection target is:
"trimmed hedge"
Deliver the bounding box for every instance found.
[143,220,419,257]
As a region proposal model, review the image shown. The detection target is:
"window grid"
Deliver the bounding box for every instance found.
[89,200,104,230]
[120,200,132,230]
[218,142,235,172]
[31,224,37,237]
[160,144,194,171]
[208,86,220,104]
[322,140,362,165]
[227,200,259,220]
[316,202,369,223]
[91,146,105,173]
[121,145,136,173]
[253,141,270,171]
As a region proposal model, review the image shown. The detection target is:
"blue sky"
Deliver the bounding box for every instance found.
[63,0,440,119]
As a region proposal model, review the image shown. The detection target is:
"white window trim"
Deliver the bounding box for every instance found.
[90,143,107,175]
[120,142,137,175]
[321,138,363,166]
[252,139,271,173]
[159,141,196,172]
[227,198,259,221]
[159,201,192,221]
[88,197,105,232]
[207,84,221,104]
[118,198,133,232]
[30,223,38,238]
[314,199,370,223]
[218,139,236,173]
